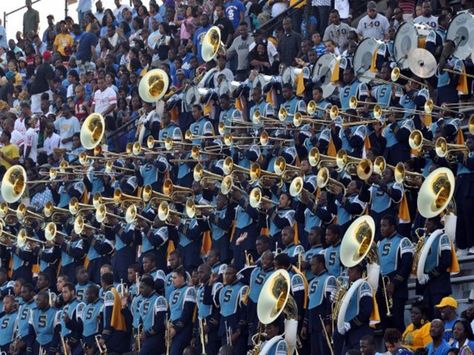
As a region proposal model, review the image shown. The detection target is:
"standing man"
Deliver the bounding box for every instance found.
[77,0,93,27]
[23,0,40,37]
[277,17,302,67]
[29,51,54,114]
[356,1,390,40]
[226,22,254,81]
[28,291,60,354]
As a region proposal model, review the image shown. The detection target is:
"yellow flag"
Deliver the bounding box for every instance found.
[331,59,340,83]
[456,129,465,145]
[296,72,305,97]
[398,192,411,224]
[327,136,337,157]
[235,97,243,111]
[370,49,378,73]
[456,66,468,94]
[370,295,381,327]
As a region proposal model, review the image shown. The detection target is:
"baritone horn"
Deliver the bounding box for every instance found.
[138,68,170,102]
[80,113,105,150]
[202,26,225,62]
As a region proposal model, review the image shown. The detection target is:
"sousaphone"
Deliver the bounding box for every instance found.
[257,269,298,354]
[138,68,170,103]
[80,113,105,150]
[202,26,225,62]
[447,12,474,60]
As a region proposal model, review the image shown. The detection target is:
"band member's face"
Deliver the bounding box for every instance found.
[223,268,236,285]
[310,258,320,274]
[325,229,337,245]
[252,88,261,103]
[77,268,88,284]
[139,282,152,297]
[348,267,360,282]
[142,257,153,273]
[56,277,66,291]
[282,87,292,100]
[3,297,14,313]
[385,342,398,354]
[312,89,322,102]
[37,275,48,290]
[207,251,218,265]
[380,219,394,238]
[192,106,201,120]
[261,251,273,269]
[264,323,279,339]
[14,281,22,296]
[62,287,74,303]
[127,268,136,283]
[172,273,185,287]
[256,240,268,255]
[360,339,373,355]
[168,254,180,269]
[36,294,49,309]
[21,287,32,302]
[281,228,293,246]
[279,194,290,208]
[86,288,96,303]
[197,265,210,284]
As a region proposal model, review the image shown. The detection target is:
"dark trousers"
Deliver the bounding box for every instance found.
[310,332,331,355]
[170,326,192,355]
[313,6,331,34]
[140,334,164,355]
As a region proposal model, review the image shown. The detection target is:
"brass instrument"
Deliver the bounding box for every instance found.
[1,165,55,203]
[329,105,366,122]
[218,121,253,135]
[96,204,125,224]
[373,104,426,120]
[220,175,246,195]
[199,318,207,355]
[92,193,116,208]
[308,147,337,168]
[307,100,331,116]
[95,334,108,354]
[135,324,142,353]
[158,201,185,222]
[273,156,300,177]
[0,202,15,219]
[331,276,348,337]
[44,222,68,242]
[125,205,154,224]
[185,198,214,218]
[104,161,135,174]
[316,167,346,195]
[0,221,18,244]
[435,137,468,159]
[191,146,222,160]
[222,133,255,147]
[319,314,334,355]
[16,203,44,223]
[142,185,170,206]
[61,334,70,355]
[43,201,69,220]
[259,130,293,146]
[165,319,172,355]
[69,197,95,216]
[409,130,434,151]
[223,157,256,178]
[113,188,144,205]
[417,167,455,218]
[74,215,97,235]
[138,68,170,102]
[78,151,106,166]
[257,269,299,354]
[336,150,373,180]
[193,163,223,183]
[80,113,105,150]
[132,141,162,156]
[293,111,333,127]
[184,130,219,141]
[373,156,422,186]
[202,26,225,62]
[411,228,426,276]
[348,96,379,110]
[249,187,277,209]
[424,98,460,115]
[17,228,50,248]
[252,110,285,126]
[391,67,428,88]
[163,179,194,197]
[289,176,317,204]
[245,250,254,267]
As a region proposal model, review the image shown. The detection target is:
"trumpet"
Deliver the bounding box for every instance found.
[317,167,346,195]
[308,147,337,168]
[409,130,434,151]
[435,137,469,159]
[391,67,428,88]
[249,187,277,209]
[185,198,214,218]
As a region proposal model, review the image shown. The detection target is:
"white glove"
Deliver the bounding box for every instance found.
[330,289,337,302]
[419,274,429,285]
[343,322,351,333]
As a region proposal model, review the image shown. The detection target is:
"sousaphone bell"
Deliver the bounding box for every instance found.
[138,68,170,103]
[80,113,105,150]
[202,26,225,63]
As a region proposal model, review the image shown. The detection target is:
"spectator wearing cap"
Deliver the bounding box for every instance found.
[277,17,302,67]
[436,297,459,343]
[357,1,390,41]
[54,104,81,151]
[29,51,54,114]
[23,0,40,38]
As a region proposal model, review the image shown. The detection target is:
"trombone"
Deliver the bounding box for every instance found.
[104,161,135,174]
[220,175,246,195]
[289,176,317,204]
[162,179,194,198]
[292,112,332,127]
[92,193,116,208]
[348,96,379,110]
[95,335,108,355]
[184,130,219,141]
[142,185,170,204]
[218,121,253,135]
[317,167,346,195]
[125,205,154,224]
[17,229,51,248]
[113,188,144,206]
[336,150,373,180]
[185,198,215,218]
[0,202,15,219]
[252,110,286,126]
[96,204,125,224]
[193,164,223,183]
[373,104,426,120]
[391,67,428,88]
[73,215,97,235]
[273,156,300,177]
[424,99,460,116]
[409,130,434,151]
[157,201,185,222]
[222,133,256,147]
[308,147,337,168]
[44,222,69,242]
[374,157,423,186]
[435,137,469,159]
[16,203,44,223]
[249,187,277,209]
[223,157,254,177]
[69,197,96,216]
[43,202,69,220]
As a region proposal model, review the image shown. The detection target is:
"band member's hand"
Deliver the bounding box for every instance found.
[387,282,395,296]
[300,326,307,339]
[169,326,176,339]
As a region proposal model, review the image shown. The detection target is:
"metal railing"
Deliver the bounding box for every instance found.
[3,0,42,30]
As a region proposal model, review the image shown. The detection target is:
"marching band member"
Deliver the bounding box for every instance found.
[168,266,196,355]
[259,316,289,355]
[56,229,87,284]
[339,68,368,111]
[164,251,183,299]
[86,227,115,285]
[420,216,453,318]
[142,217,174,271]
[207,248,228,277]
[335,264,373,355]
[74,266,96,303]
[247,250,274,340]
[378,215,413,332]
[268,193,296,248]
[80,285,104,353]
[196,263,222,354]
[112,217,138,283]
[301,227,324,281]
[100,272,131,353]
[60,282,83,354]
[280,226,305,265]
[207,193,235,263]
[0,268,15,310]
[0,295,18,353]
[301,254,336,355]
[322,224,343,277]
[331,179,368,232]
[12,283,37,355]
[27,290,60,354]
[137,275,168,354]
[279,84,299,123]
[215,264,248,354]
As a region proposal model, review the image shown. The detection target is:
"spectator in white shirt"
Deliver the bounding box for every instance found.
[356,1,389,41]
[43,122,60,156]
[414,1,438,29]
[94,0,105,24]
[54,104,81,150]
[92,77,117,118]
[24,116,38,163]
[213,56,234,88]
